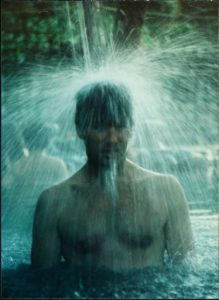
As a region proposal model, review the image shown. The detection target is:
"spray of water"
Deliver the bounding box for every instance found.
[2,29,218,232]
[2,3,219,298]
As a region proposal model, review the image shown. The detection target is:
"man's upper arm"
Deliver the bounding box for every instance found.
[164,176,195,262]
[31,190,61,268]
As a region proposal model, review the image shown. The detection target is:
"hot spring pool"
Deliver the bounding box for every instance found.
[2,212,218,299]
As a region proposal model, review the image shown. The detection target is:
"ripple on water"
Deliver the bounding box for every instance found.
[2,216,218,299]
[2,262,218,299]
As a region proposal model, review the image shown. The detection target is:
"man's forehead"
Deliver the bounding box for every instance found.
[89,114,130,127]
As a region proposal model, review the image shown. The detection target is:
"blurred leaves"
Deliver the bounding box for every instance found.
[1,0,217,65]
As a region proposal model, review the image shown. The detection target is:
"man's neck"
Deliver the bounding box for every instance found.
[86,158,126,181]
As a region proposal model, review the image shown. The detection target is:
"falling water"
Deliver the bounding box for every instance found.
[2,2,218,299]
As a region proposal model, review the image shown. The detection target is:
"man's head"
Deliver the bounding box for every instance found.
[75,81,134,172]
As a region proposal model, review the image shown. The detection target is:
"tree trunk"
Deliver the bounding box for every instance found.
[82,0,100,65]
[113,1,148,49]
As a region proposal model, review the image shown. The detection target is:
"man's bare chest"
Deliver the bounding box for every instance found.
[57,186,166,257]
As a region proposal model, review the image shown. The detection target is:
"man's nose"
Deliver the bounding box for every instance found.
[106,127,119,143]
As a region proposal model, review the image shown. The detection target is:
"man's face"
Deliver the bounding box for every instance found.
[85,122,132,170]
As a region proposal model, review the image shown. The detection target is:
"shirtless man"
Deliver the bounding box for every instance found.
[31,81,195,270]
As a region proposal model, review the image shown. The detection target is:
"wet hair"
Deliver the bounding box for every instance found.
[75,81,134,136]
[23,122,53,151]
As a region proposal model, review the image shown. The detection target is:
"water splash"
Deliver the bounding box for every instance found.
[3,33,218,221]
[2,215,218,298]
[2,3,218,298]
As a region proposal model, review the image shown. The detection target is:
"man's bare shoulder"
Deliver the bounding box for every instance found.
[38,166,86,203]
[127,159,177,184]
[127,160,188,214]
[132,161,188,208]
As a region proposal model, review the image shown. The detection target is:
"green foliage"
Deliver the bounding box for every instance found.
[1,1,217,65]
